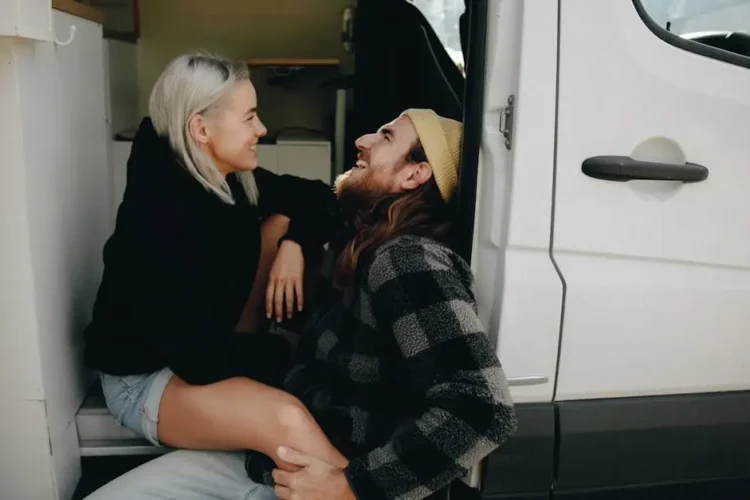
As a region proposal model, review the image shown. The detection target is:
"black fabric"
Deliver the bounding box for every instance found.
[348,0,465,169]
[83,118,339,386]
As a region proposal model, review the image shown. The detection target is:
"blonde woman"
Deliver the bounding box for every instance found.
[83,54,346,471]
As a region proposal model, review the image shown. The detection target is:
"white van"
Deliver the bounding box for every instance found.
[1,1,748,499]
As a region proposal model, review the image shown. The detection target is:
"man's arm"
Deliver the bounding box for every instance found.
[344,241,517,500]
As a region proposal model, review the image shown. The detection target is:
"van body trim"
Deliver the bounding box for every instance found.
[481,391,750,497]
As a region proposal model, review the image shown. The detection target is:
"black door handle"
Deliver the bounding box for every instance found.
[582,156,709,183]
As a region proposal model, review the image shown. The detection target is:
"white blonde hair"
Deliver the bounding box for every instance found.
[149,53,259,205]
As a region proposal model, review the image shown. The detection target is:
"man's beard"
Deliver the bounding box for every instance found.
[334,169,386,212]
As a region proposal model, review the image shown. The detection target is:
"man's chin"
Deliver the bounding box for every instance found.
[334,183,365,208]
[334,172,354,198]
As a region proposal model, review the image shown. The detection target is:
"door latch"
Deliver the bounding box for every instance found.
[499,94,515,150]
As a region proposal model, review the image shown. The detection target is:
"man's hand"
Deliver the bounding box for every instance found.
[272,446,355,500]
[266,240,305,322]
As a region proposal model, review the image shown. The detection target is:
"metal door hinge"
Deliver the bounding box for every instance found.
[500,94,515,150]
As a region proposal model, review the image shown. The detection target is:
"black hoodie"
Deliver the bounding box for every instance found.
[83,118,339,386]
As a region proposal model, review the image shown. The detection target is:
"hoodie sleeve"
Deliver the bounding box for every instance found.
[118,197,290,387]
[253,168,339,253]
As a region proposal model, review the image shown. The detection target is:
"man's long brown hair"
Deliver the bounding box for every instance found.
[334,141,453,287]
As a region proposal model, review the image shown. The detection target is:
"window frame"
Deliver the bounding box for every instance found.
[632,0,750,70]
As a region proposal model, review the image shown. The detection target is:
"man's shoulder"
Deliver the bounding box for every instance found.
[374,234,460,263]
[366,235,473,290]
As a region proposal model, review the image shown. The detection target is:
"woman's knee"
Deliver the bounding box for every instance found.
[277,399,316,436]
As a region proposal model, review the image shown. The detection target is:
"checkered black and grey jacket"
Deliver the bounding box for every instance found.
[248,234,517,499]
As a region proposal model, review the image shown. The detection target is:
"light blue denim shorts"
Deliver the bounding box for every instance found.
[100,367,174,446]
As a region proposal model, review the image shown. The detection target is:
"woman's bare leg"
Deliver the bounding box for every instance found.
[236,215,290,334]
[157,376,347,471]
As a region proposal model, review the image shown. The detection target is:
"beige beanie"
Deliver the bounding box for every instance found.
[401,109,463,202]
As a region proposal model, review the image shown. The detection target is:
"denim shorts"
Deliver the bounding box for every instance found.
[100,367,174,446]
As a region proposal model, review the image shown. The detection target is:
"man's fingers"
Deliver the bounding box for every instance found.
[272,468,292,487]
[277,446,315,467]
[274,484,291,500]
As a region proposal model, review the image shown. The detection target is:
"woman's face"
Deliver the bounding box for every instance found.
[193,80,267,175]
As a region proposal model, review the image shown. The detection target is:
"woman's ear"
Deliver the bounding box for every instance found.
[399,162,433,191]
[187,114,210,145]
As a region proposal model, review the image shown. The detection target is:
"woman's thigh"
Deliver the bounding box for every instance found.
[83,450,275,500]
[157,376,295,452]
[157,375,347,470]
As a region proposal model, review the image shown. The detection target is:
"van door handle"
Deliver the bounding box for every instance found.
[507,376,548,386]
[582,156,709,183]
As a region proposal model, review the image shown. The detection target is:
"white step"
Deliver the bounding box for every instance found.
[76,384,168,457]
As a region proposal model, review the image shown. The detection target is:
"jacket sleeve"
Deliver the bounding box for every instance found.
[253,168,339,253]
[120,198,290,387]
[344,243,518,500]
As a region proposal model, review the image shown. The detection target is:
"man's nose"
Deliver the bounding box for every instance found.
[355,133,375,150]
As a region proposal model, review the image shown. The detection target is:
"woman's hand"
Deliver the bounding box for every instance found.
[266,240,305,323]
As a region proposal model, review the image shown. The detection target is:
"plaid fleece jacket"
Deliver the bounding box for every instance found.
[248,235,517,499]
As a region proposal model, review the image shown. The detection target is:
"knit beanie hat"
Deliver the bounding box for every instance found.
[401,109,463,202]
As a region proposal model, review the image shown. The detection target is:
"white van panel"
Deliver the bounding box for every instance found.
[556,253,750,400]
[474,0,562,403]
[0,401,57,499]
[553,0,750,400]
[0,41,46,403]
[496,249,563,402]
[0,10,109,498]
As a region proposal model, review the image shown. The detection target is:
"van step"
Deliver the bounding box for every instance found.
[79,439,168,457]
[76,383,167,457]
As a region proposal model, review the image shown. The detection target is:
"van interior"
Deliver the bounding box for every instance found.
[63,0,486,496]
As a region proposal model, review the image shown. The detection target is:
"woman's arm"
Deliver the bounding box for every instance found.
[252,168,340,253]
[119,198,290,386]
[251,168,340,321]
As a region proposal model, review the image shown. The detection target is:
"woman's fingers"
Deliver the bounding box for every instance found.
[265,278,294,322]
[265,280,275,320]
[265,273,304,322]
[275,278,285,322]
[295,278,304,312]
[285,280,296,319]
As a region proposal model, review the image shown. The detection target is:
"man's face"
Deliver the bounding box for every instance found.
[335,115,427,201]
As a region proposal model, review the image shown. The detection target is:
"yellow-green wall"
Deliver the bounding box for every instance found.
[137,0,351,136]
